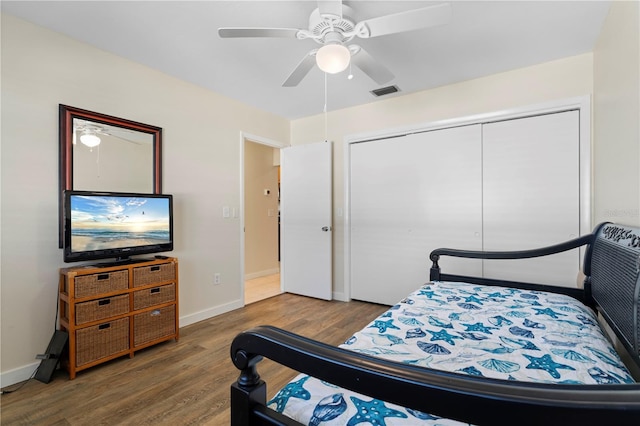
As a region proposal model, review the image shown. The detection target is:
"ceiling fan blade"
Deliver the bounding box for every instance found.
[317,0,342,20]
[282,50,318,87]
[218,27,300,38]
[357,3,451,38]
[350,46,394,85]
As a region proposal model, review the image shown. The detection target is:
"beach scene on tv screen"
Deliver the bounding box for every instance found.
[71,195,170,252]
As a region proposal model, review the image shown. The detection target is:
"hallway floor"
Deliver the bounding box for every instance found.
[245,273,281,304]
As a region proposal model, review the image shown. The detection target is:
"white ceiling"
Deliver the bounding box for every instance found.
[2,1,611,120]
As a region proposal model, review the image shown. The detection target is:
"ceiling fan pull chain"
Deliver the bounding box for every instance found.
[324,72,328,113]
[324,72,328,142]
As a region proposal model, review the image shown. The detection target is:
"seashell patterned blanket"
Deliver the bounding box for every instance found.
[269,281,635,425]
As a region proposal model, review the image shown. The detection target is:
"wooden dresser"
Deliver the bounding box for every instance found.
[58,257,179,379]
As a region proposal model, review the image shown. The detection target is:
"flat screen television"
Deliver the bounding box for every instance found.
[63,190,173,264]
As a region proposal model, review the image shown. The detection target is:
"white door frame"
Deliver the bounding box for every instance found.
[343,95,592,302]
[240,132,289,305]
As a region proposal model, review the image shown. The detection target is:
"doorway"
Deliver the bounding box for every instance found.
[243,135,284,304]
[241,135,334,305]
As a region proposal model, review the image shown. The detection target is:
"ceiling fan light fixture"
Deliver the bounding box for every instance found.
[80,132,101,148]
[316,43,350,74]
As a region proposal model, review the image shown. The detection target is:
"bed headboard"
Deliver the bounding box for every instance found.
[587,223,640,362]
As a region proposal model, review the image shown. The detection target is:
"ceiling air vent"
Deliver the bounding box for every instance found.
[370,85,400,97]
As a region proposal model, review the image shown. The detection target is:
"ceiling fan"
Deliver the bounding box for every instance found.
[73,119,149,148]
[218,1,451,87]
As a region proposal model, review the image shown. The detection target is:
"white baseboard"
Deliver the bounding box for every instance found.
[1,362,39,389]
[245,268,280,281]
[179,299,243,328]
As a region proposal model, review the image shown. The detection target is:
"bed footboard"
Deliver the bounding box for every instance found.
[230,325,640,426]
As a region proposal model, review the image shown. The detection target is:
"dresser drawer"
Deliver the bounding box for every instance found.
[73,270,128,298]
[75,294,129,325]
[133,305,176,347]
[133,263,175,287]
[133,283,175,310]
[75,318,129,366]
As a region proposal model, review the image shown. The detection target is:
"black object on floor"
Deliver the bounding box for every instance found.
[34,330,68,384]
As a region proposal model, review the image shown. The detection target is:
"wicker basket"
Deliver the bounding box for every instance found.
[74,270,129,298]
[75,294,130,325]
[133,263,175,288]
[134,305,176,347]
[133,284,175,310]
[75,317,129,366]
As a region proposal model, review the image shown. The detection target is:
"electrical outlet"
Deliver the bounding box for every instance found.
[214,273,221,285]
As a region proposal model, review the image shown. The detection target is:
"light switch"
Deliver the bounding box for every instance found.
[222,206,230,218]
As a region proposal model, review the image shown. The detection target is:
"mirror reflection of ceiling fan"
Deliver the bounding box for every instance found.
[73,119,151,148]
[218,1,451,87]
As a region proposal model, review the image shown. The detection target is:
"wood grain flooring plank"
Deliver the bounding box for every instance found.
[1,293,387,425]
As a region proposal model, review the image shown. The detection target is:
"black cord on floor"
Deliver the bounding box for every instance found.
[54,291,60,333]
[1,368,38,395]
[2,288,62,395]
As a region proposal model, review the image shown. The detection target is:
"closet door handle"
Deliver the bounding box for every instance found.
[321,226,331,232]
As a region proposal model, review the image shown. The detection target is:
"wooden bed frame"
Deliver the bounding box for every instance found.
[230,222,640,425]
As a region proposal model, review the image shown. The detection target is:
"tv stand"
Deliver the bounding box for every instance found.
[58,257,179,379]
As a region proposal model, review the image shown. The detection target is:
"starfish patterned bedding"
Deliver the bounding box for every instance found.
[267,281,635,425]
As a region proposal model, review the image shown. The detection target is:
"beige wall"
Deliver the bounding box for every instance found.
[594,1,640,227]
[0,14,289,384]
[244,141,280,278]
[291,53,595,299]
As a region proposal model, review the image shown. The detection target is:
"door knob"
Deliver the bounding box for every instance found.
[321,226,332,232]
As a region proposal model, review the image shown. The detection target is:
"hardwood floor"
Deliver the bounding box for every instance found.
[1,293,388,425]
[245,273,281,304]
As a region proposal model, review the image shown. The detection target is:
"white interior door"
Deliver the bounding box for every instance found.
[350,125,483,305]
[280,142,332,300]
[482,110,581,286]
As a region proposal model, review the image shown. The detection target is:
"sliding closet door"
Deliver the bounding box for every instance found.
[482,110,580,287]
[350,125,483,305]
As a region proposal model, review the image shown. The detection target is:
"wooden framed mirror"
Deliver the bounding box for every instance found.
[59,104,162,247]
